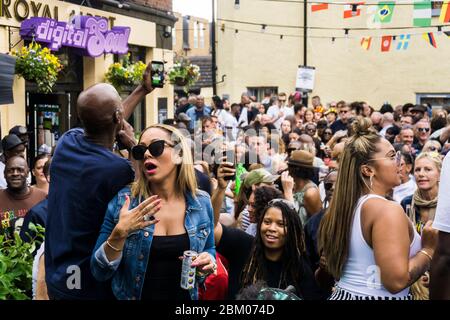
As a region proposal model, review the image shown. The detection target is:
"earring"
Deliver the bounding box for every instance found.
[369,175,374,190]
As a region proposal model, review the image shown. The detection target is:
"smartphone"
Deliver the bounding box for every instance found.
[150,61,164,88]
[222,148,236,181]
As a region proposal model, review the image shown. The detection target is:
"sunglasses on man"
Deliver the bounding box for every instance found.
[417,128,430,133]
[131,140,175,160]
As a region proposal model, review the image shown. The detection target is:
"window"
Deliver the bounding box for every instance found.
[416,93,450,108]
[199,22,205,48]
[247,87,278,102]
[432,1,443,17]
[193,21,199,48]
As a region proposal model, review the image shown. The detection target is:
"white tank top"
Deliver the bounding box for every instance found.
[337,194,421,298]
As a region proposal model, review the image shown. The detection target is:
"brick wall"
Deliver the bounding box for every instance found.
[129,0,172,12]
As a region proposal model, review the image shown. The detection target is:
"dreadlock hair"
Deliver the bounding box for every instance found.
[240,200,306,293]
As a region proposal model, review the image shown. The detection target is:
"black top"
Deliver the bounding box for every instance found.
[195,169,212,196]
[216,224,254,299]
[141,233,191,301]
[262,256,323,300]
[330,119,348,134]
[217,224,323,300]
[303,210,332,300]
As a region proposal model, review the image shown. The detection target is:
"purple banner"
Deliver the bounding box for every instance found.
[20,16,130,57]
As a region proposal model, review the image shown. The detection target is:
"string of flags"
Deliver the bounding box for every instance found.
[360,31,443,51]
[311,0,450,25]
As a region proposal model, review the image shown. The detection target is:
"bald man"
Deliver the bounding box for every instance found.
[0,156,46,239]
[45,71,156,300]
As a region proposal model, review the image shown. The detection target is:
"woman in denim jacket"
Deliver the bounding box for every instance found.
[91,124,216,300]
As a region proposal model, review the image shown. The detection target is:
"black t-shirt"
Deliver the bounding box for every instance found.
[45,128,134,300]
[330,119,348,134]
[217,224,324,300]
[263,256,323,300]
[195,169,212,196]
[216,224,254,299]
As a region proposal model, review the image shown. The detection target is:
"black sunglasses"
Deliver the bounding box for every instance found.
[131,140,174,160]
[418,128,430,133]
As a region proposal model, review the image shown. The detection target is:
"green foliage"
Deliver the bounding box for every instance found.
[12,42,64,94]
[168,55,200,92]
[105,54,147,92]
[0,223,45,300]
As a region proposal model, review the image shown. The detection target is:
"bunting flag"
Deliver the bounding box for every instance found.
[360,37,372,50]
[396,34,411,50]
[311,3,329,12]
[381,35,392,52]
[422,32,437,48]
[439,1,450,23]
[445,31,450,37]
[413,0,432,27]
[374,2,395,23]
[343,2,365,18]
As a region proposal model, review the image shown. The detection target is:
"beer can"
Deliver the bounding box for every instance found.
[180,250,198,290]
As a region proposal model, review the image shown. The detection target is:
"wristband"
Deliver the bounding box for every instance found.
[418,249,432,261]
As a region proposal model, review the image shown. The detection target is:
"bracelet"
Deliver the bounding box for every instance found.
[419,249,433,261]
[106,240,122,252]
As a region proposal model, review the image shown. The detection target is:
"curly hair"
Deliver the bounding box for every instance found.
[253,186,283,223]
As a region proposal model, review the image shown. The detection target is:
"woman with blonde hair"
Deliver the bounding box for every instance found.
[400,152,442,300]
[91,124,216,300]
[318,117,437,300]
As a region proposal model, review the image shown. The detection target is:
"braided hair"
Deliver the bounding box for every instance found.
[241,200,306,293]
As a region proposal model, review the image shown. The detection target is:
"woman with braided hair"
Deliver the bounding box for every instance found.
[240,199,322,300]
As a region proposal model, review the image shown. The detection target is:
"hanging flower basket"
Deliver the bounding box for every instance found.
[105,54,147,91]
[174,76,188,86]
[168,56,200,92]
[12,42,63,94]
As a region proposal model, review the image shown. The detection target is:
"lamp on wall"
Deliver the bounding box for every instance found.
[163,25,172,38]
[234,0,240,9]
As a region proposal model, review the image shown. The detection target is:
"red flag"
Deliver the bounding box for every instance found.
[343,2,365,18]
[312,3,329,12]
[381,35,392,52]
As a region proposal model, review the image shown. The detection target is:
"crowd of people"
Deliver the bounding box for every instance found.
[1,72,450,300]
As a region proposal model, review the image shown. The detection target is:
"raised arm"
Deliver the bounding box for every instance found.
[211,159,235,246]
[122,63,157,120]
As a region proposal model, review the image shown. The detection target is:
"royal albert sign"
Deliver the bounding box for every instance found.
[19,16,130,57]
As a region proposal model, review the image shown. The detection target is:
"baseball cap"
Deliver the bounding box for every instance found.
[1,134,26,151]
[410,105,427,113]
[243,168,280,188]
[9,125,29,136]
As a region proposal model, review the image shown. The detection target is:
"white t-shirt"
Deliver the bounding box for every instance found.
[433,152,450,233]
[267,105,283,129]
[0,161,6,189]
[392,176,416,203]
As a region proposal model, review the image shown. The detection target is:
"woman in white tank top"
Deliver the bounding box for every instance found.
[317,117,438,300]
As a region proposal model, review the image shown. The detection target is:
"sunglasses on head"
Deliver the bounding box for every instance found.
[131,140,174,160]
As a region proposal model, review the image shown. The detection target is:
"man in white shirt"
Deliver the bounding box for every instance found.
[267,93,293,130]
[430,152,450,299]
[379,112,395,138]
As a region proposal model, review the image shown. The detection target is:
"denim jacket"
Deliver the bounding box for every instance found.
[90,186,216,300]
